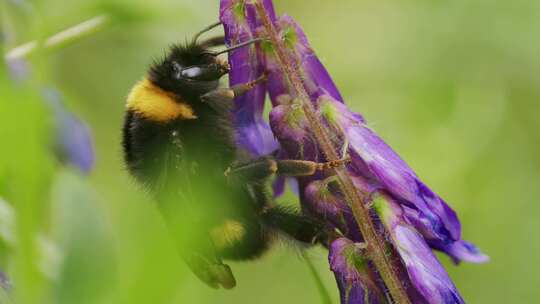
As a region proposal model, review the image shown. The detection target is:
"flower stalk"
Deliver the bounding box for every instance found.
[253,3,411,303]
[4,15,108,60]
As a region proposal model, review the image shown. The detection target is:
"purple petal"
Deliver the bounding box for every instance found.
[220,0,279,156]
[0,268,11,292]
[269,103,319,160]
[272,150,300,197]
[237,121,279,156]
[6,57,31,82]
[275,16,344,103]
[431,239,490,264]
[402,205,489,264]
[264,15,344,106]
[272,176,286,197]
[317,96,461,245]
[273,176,300,198]
[305,177,347,219]
[57,113,96,173]
[43,88,95,173]
[374,193,464,304]
[329,238,385,304]
[347,125,461,241]
[334,275,371,304]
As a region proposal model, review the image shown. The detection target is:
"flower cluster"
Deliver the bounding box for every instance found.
[42,88,95,173]
[7,58,95,174]
[220,0,487,303]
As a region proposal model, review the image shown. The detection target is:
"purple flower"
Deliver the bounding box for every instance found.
[220,1,487,303]
[262,15,344,105]
[6,56,96,174]
[6,58,31,82]
[220,0,279,156]
[373,192,465,304]
[316,96,488,264]
[329,238,385,304]
[43,88,95,173]
[0,268,11,292]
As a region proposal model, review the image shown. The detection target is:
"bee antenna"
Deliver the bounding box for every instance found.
[193,21,223,43]
[205,38,265,56]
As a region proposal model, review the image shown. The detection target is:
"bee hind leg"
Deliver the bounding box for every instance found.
[261,205,329,246]
[185,253,236,289]
[225,156,351,182]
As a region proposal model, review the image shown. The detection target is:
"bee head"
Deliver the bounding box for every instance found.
[149,43,229,99]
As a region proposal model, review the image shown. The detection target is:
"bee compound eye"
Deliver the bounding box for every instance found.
[181,66,203,79]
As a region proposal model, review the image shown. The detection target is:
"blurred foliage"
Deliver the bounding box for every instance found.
[1,0,539,303]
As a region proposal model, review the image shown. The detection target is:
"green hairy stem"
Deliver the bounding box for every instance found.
[253,3,411,303]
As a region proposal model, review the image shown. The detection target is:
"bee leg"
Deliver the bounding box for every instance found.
[200,74,267,108]
[225,156,351,181]
[261,205,329,245]
[185,254,236,289]
[276,158,351,177]
[180,235,236,289]
[160,199,236,289]
[225,156,278,181]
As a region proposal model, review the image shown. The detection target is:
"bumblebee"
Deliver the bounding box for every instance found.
[122,22,345,289]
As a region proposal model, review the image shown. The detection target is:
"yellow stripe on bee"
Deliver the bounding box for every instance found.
[126,78,197,122]
[210,220,246,250]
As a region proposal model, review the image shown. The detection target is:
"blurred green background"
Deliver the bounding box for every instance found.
[1,0,539,303]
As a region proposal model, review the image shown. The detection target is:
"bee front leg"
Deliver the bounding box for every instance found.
[200,74,267,109]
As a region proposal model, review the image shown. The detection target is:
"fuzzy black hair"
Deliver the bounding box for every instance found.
[148,42,219,99]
